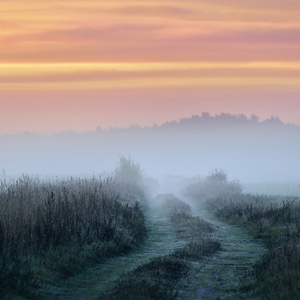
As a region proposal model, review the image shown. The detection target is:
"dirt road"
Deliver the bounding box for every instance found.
[54,198,266,299]
[179,200,267,299]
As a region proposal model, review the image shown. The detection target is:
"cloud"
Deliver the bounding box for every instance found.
[1,0,300,64]
[2,24,165,44]
[116,5,194,19]
[171,27,300,46]
[1,62,300,85]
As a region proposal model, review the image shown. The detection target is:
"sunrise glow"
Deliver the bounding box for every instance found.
[1,0,300,133]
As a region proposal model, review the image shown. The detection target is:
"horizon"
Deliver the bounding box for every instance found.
[0,111,299,136]
[1,112,299,188]
[1,1,299,191]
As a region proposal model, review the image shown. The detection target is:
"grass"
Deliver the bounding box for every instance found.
[0,175,148,298]
[183,170,300,298]
[203,191,300,298]
[101,194,221,299]
[100,257,190,300]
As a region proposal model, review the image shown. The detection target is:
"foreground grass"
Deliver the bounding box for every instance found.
[101,194,221,299]
[0,175,148,298]
[183,170,300,299]
[206,194,300,299]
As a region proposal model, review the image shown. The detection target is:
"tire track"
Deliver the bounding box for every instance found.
[55,202,186,299]
[179,200,267,300]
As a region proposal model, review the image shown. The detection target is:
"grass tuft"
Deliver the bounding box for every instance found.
[0,175,148,297]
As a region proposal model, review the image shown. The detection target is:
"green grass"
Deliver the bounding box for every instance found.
[101,194,221,299]
[101,257,190,300]
[0,175,148,298]
[183,170,300,298]
[205,193,300,299]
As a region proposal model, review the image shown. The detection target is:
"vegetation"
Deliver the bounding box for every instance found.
[161,194,191,218]
[103,194,221,299]
[4,162,298,299]
[101,257,190,300]
[115,156,146,205]
[183,169,242,201]
[185,169,300,299]
[161,194,221,262]
[0,172,148,298]
[160,194,213,240]
[206,194,300,299]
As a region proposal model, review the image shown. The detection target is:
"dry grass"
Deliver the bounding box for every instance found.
[0,175,148,298]
[205,193,300,299]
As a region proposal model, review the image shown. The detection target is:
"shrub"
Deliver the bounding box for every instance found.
[115,156,146,205]
[184,169,242,201]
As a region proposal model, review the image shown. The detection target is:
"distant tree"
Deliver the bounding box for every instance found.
[201,112,211,119]
[115,156,143,184]
[206,169,227,183]
[115,156,145,204]
[237,114,247,121]
[250,114,259,123]
[263,116,283,126]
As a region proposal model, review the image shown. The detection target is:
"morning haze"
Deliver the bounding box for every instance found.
[1,113,299,195]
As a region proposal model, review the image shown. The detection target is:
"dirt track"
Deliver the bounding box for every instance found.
[55,202,185,299]
[55,197,266,299]
[179,200,267,299]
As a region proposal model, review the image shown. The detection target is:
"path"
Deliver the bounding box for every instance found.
[51,197,266,299]
[179,200,267,300]
[54,202,186,299]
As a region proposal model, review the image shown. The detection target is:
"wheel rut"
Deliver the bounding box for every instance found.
[179,201,267,300]
[54,203,185,299]
[54,198,266,300]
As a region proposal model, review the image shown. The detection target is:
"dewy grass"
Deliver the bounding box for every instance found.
[183,170,300,298]
[102,195,221,299]
[0,175,148,298]
[205,193,300,299]
[102,257,190,300]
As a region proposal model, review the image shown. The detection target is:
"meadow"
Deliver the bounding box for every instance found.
[1,165,300,299]
[0,158,147,298]
[185,170,300,299]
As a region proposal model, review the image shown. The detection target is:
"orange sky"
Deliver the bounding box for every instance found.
[1,0,300,134]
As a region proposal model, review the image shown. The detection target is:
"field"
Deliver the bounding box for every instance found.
[1,166,300,299]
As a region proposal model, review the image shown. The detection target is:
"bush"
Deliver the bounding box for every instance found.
[184,169,242,201]
[115,156,146,205]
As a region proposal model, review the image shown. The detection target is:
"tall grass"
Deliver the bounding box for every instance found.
[206,193,300,299]
[184,170,300,299]
[0,175,148,298]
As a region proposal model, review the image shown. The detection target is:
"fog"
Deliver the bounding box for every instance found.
[1,113,299,195]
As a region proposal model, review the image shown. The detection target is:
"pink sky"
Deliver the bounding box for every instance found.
[1,0,300,134]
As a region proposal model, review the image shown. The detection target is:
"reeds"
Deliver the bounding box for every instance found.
[0,175,148,297]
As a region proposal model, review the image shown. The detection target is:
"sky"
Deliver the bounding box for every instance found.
[1,0,300,134]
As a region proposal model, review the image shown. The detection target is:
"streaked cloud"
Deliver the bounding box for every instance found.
[1,0,300,133]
